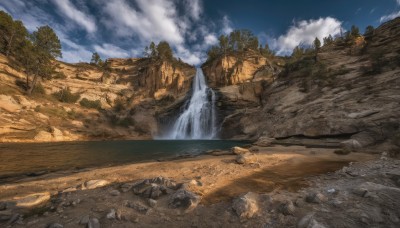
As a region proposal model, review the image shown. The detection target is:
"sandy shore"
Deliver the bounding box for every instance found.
[2,145,400,228]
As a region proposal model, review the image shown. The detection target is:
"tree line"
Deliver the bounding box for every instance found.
[206,29,274,62]
[0,10,62,95]
[292,24,375,60]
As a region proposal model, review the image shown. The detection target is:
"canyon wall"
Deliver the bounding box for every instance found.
[0,55,195,142]
[202,18,400,153]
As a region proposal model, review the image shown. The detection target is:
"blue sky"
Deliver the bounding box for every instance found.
[0,0,399,65]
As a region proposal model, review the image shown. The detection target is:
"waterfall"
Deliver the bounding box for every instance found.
[168,68,217,139]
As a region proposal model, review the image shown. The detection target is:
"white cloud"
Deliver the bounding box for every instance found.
[380,11,400,22]
[184,0,202,21]
[397,0,400,5]
[53,0,97,33]
[222,15,233,35]
[93,43,129,58]
[204,34,218,46]
[275,17,342,55]
[103,0,184,44]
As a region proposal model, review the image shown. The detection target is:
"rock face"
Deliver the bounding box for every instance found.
[0,53,195,142]
[202,18,400,149]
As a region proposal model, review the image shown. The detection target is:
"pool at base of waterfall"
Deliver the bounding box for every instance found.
[0,140,249,181]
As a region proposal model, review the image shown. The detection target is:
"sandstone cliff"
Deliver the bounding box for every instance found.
[204,18,400,154]
[0,55,195,142]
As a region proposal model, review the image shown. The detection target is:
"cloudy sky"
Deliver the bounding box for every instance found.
[0,0,399,65]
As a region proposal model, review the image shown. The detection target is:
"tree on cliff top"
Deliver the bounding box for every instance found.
[91,52,103,66]
[206,29,261,62]
[313,37,321,51]
[0,11,28,57]
[17,25,62,95]
[144,41,174,62]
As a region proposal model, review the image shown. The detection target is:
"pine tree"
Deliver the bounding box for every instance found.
[313,37,321,50]
[90,52,101,65]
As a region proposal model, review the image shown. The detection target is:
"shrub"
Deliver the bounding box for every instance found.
[32,82,46,95]
[79,98,102,110]
[52,87,80,103]
[113,98,125,112]
[53,71,67,79]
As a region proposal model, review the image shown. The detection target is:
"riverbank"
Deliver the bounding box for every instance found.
[1,145,399,227]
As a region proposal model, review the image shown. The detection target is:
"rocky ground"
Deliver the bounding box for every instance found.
[1,145,398,228]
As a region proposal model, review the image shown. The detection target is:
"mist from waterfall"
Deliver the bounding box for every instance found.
[167,68,217,139]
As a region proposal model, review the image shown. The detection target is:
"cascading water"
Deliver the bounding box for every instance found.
[168,68,217,139]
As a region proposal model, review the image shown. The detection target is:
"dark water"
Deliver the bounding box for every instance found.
[0,140,248,180]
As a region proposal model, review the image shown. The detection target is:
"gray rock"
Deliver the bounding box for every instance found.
[87,218,100,228]
[106,209,116,219]
[109,190,120,196]
[236,153,257,164]
[169,189,201,212]
[279,200,295,215]
[232,192,259,219]
[79,215,90,225]
[305,192,327,204]
[47,223,63,228]
[0,210,12,221]
[84,180,109,190]
[120,183,134,193]
[148,199,157,208]
[340,139,362,151]
[297,213,327,228]
[126,202,149,214]
[132,177,177,199]
[231,146,250,155]
[0,202,6,211]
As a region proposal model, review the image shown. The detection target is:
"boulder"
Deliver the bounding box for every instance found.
[106,209,116,219]
[52,127,64,140]
[109,190,120,196]
[254,136,275,147]
[232,192,259,219]
[305,192,327,204]
[126,201,150,214]
[0,210,12,221]
[279,200,296,215]
[84,179,109,190]
[47,223,63,228]
[34,131,53,141]
[0,202,6,211]
[148,199,157,208]
[132,177,177,199]
[79,215,90,225]
[297,213,327,228]
[169,189,201,212]
[236,153,257,164]
[231,146,250,155]
[15,192,51,208]
[340,139,362,151]
[352,182,400,208]
[88,218,100,228]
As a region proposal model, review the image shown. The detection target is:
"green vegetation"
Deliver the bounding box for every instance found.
[52,88,81,103]
[90,52,103,66]
[144,41,174,62]
[206,29,267,62]
[31,82,46,95]
[0,10,62,95]
[79,98,102,110]
[34,105,81,119]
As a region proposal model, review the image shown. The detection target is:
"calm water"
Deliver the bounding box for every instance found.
[0,140,248,180]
